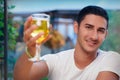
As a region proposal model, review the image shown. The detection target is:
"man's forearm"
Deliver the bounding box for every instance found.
[13,52,33,80]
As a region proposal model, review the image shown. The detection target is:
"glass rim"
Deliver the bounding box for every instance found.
[32,13,50,19]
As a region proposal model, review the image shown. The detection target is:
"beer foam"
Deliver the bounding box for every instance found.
[32,13,50,21]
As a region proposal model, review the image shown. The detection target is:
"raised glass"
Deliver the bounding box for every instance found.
[29,13,50,61]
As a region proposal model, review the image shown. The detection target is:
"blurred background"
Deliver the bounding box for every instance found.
[0,0,120,80]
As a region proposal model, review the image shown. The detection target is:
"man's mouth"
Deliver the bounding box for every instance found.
[86,40,97,46]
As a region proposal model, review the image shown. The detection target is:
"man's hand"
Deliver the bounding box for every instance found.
[23,16,52,55]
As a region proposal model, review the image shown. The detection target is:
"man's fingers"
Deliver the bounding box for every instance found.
[23,25,38,42]
[26,32,44,47]
[24,16,32,31]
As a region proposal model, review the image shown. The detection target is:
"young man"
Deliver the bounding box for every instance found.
[14,6,120,80]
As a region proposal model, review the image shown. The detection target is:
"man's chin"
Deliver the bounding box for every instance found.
[85,48,98,54]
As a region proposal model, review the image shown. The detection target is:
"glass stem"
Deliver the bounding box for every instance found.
[35,44,41,61]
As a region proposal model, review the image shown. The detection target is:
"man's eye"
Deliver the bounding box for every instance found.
[86,26,92,29]
[98,29,105,33]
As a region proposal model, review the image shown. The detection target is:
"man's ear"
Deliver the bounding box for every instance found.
[74,21,79,34]
[103,30,108,42]
[104,30,108,40]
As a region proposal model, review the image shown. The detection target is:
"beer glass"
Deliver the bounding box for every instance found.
[29,13,50,61]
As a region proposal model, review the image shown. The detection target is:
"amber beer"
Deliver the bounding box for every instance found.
[31,13,50,43]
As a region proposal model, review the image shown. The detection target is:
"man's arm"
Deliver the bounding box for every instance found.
[13,52,49,80]
[96,71,119,80]
[13,16,51,80]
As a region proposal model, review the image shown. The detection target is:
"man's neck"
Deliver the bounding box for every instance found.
[74,43,98,69]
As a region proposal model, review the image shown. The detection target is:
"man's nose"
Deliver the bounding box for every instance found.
[91,31,98,40]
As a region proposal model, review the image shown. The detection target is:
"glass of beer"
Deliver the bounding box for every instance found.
[29,13,50,61]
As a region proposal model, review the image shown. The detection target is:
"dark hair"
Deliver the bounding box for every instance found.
[76,5,109,28]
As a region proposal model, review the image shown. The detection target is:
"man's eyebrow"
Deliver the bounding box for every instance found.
[99,27,106,30]
[85,23,94,27]
[85,23,107,30]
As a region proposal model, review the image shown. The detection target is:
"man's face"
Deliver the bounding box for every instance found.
[74,14,108,53]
